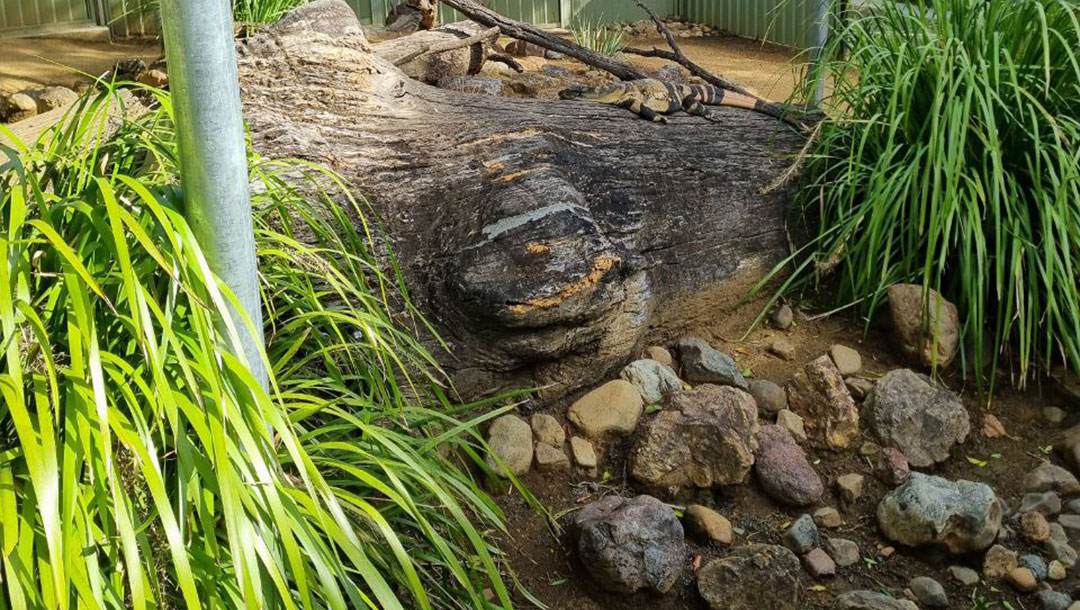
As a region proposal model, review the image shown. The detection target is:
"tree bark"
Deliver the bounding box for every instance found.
[371,22,490,83]
[237,1,803,400]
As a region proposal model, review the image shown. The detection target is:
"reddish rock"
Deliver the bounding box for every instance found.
[876,448,911,486]
[803,548,836,578]
[755,425,824,506]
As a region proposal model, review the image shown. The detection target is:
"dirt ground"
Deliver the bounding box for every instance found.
[0,36,161,97]
[492,285,1077,610]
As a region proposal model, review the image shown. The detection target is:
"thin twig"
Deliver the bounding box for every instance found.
[629,1,754,96]
[757,121,823,195]
[392,25,500,66]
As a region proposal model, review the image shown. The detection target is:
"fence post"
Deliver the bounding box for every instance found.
[808,0,829,107]
[158,0,268,390]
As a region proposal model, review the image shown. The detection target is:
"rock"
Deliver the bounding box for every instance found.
[787,356,860,450]
[984,545,1019,580]
[569,436,597,469]
[1046,523,1078,567]
[137,68,169,88]
[643,345,674,369]
[1060,514,1080,530]
[1069,498,1080,513]
[877,473,1002,553]
[629,385,758,488]
[1022,492,1063,515]
[814,507,842,528]
[534,442,570,472]
[830,344,863,376]
[685,505,732,545]
[1007,567,1038,592]
[755,425,825,506]
[571,495,686,594]
[803,548,835,577]
[33,86,79,113]
[620,359,683,405]
[909,576,948,607]
[1057,424,1080,475]
[770,338,796,361]
[675,337,747,389]
[1026,463,1080,495]
[864,369,970,467]
[983,413,1008,438]
[948,565,980,586]
[1022,511,1052,542]
[1035,591,1073,610]
[1049,560,1068,580]
[698,545,801,610]
[568,380,644,439]
[1045,407,1069,425]
[1068,602,1080,610]
[860,441,882,456]
[485,414,533,476]
[772,304,794,330]
[876,448,911,487]
[2,93,37,123]
[530,413,564,447]
[749,379,787,414]
[776,409,807,443]
[826,538,860,567]
[887,283,960,368]
[833,591,912,610]
[836,473,865,504]
[846,377,876,400]
[1020,554,1049,580]
[782,514,819,554]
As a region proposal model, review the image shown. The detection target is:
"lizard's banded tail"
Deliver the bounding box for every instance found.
[711,87,821,134]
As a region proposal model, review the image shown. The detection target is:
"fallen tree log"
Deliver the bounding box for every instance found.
[371,21,491,83]
[238,1,804,400]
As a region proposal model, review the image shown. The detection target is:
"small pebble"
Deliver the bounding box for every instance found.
[1060,514,1080,531]
[858,441,881,456]
[826,538,860,567]
[845,377,875,400]
[813,507,842,528]
[642,345,674,369]
[1007,567,1039,592]
[803,547,836,577]
[684,505,732,545]
[1067,498,1080,513]
[749,379,787,414]
[835,473,865,504]
[1023,491,1063,515]
[770,338,796,361]
[908,576,948,608]
[1035,590,1073,610]
[771,304,794,330]
[829,344,863,375]
[1020,553,1049,580]
[776,409,807,443]
[782,514,819,554]
[1045,406,1068,425]
[984,544,1019,579]
[948,565,980,586]
[1049,559,1068,580]
[569,436,597,470]
[1022,511,1053,542]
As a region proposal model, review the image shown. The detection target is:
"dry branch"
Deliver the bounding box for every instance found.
[392,25,500,66]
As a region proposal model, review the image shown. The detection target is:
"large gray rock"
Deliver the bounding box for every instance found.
[698,545,801,610]
[630,385,759,488]
[568,380,643,439]
[620,358,683,405]
[755,424,824,506]
[877,473,1002,553]
[787,355,860,450]
[484,414,533,476]
[834,591,914,610]
[675,337,748,389]
[571,495,686,594]
[865,369,970,467]
[887,283,960,368]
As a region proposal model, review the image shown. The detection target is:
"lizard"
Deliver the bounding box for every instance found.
[558,79,812,132]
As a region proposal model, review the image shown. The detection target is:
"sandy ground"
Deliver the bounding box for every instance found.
[0,36,161,97]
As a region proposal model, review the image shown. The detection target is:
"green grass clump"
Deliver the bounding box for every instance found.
[0,84,531,610]
[775,0,1080,389]
[234,0,311,27]
[571,16,627,57]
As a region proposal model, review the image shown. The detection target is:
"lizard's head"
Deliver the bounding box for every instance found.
[558,85,591,100]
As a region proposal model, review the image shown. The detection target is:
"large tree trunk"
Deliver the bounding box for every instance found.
[238,1,803,400]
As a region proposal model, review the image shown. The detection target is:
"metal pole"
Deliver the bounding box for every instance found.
[809,0,829,108]
[158,0,268,389]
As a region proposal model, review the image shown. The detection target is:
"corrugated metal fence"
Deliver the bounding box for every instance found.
[2,0,819,48]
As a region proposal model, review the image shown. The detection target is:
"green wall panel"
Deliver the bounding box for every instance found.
[680,0,817,48]
[0,0,92,32]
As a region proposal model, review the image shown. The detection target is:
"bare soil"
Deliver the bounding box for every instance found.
[491,287,1078,610]
[0,36,161,97]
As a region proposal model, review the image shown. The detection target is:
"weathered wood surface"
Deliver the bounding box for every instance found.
[238,1,803,400]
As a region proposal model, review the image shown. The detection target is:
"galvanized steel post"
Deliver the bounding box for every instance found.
[809,0,829,107]
[159,0,268,389]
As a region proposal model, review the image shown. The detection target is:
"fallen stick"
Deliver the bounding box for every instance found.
[623,1,754,96]
[438,0,649,81]
[392,25,500,66]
